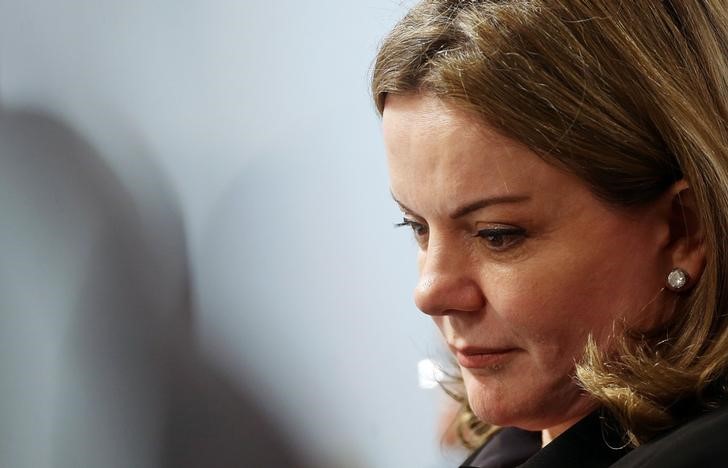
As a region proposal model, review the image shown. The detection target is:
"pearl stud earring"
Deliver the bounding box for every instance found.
[666,268,690,292]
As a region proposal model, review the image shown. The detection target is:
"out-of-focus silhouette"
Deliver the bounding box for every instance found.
[0,107,310,468]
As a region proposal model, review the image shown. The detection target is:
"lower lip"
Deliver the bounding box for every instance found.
[456,350,516,368]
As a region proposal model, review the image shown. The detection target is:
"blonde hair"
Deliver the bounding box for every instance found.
[372,0,728,447]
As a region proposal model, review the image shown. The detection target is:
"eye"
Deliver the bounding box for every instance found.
[395,218,429,243]
[475,226,526,251]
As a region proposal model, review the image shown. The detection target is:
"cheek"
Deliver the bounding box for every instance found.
[558,239,663,340]
[474,273,580,376]
[486,259,629,358]
[489,240,661,357]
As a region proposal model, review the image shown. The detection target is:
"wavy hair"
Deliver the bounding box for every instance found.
[372,0,728,447]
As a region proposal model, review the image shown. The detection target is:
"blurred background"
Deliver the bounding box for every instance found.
[0,1,465,467]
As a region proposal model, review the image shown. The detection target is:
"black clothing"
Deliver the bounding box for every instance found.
[459,427,541,468]
[460,403,728,468]
[611,402,728,468]
[460,411,629,468]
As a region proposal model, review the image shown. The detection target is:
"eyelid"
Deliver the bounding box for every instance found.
[395,218,429,240]
[473,226,525,236]
[474,225,527,251]
[395,217,421,228]
[394,217,420,227]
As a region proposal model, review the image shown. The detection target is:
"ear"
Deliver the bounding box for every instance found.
[663,180,706,289]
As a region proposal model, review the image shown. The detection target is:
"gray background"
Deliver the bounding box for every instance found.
[0,1,465,467]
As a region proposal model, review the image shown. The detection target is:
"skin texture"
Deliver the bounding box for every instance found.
[383,94,678,439]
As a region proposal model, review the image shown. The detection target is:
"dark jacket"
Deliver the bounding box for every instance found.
[461,403,728,468]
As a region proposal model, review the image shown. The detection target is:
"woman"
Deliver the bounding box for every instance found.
[372,1,728,467]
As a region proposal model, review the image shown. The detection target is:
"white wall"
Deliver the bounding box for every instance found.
[0,1,465,467]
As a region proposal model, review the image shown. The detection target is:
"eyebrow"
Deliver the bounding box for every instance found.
[391,193,531,219]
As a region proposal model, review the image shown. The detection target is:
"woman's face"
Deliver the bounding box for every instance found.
[383,94,670,432]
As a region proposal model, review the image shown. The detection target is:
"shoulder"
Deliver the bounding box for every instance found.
[611,403,728,468]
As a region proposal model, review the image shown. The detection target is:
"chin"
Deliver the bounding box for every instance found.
[461,367,573,431]
[464,369,595,432]
[462,369,521,427]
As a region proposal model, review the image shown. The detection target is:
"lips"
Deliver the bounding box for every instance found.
[453,346,518,369]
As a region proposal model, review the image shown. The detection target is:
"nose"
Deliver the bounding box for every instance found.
[413,244,485,316]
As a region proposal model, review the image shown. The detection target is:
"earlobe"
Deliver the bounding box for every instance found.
[665,180,706,291]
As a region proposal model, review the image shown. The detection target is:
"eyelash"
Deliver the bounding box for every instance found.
[473,227,527,251]
[395,218,527,251]
[395,218,428,237]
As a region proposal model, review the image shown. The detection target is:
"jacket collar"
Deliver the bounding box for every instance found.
[460,411,631,468]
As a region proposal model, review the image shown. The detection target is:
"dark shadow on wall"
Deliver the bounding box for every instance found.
[0,107,311,468]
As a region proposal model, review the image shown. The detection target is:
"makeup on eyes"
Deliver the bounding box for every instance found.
[396,216,530,253]
[474,226,527,251]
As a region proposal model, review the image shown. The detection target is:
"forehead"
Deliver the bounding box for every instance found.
[382,94,563,214]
